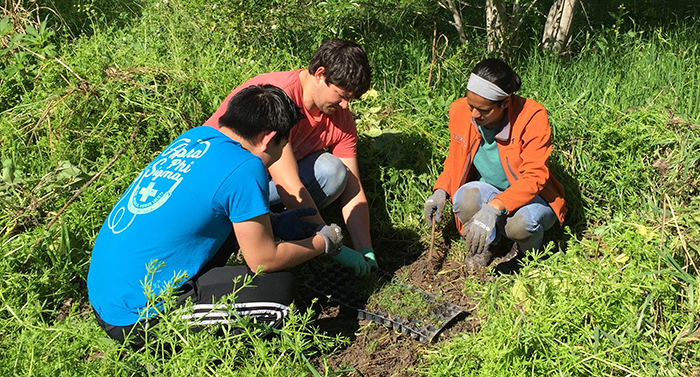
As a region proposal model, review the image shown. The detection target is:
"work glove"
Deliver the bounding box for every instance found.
[462,204,502,255]
[358,247,378,269]
[333,245,371,276]
[269,207,320,241]
[424,189,447,226]
[316,224,344,256]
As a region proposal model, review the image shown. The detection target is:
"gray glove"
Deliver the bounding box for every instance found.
[316,224,343,256]
[424,189,447,225]
[463,204,502,255]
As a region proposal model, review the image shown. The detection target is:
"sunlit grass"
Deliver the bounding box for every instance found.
[1,0,699,375]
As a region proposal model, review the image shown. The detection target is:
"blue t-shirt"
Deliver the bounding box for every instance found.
[87,126,270,326]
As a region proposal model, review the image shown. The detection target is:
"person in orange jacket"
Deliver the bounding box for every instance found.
[424,58,566,269]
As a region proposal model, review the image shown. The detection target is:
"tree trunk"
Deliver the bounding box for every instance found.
[542,0,576,52]
[447,0,467,44]
[438,0,467,44]
[485,0,506,55]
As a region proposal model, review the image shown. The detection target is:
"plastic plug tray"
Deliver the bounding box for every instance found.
[304,263,463,343]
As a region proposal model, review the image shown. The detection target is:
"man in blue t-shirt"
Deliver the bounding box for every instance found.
[87,85,346,349]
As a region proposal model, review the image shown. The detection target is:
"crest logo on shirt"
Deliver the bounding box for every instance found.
[107,137,210,234]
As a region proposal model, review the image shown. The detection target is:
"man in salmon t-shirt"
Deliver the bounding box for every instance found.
[204,39,376,276]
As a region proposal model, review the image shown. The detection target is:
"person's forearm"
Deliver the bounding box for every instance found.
[486,198,507,214]
[337,158,372,250]
[245,235,326,272]
[341,190,372,249]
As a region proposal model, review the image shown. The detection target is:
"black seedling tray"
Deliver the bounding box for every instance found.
[304,263,463,343]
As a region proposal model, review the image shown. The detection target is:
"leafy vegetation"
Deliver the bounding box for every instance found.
[1,0,699,375]
[366,278,447,327]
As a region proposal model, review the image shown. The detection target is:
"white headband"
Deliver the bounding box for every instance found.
[466,73,510,101]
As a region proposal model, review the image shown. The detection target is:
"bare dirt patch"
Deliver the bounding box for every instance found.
[300,225,520,376]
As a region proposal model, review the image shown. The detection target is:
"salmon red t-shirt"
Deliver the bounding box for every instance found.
[204,69,357,161]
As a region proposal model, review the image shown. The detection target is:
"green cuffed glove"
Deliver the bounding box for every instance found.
[358,247,378,269]
[333,245,371,276]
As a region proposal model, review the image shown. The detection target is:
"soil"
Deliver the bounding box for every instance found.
[298,224,529,377]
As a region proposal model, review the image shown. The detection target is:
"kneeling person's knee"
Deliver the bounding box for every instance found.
[315,153,349,206]
[452,187,481,225]
[316,153,348,185]
[504,213,537,242]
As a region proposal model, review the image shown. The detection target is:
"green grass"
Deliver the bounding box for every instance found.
[2,0,700,375]
[426,216,700,376]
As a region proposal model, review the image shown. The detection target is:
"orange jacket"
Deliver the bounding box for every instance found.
[434,95,566,233]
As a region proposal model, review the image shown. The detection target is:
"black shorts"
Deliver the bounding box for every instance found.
[93,233,295,349]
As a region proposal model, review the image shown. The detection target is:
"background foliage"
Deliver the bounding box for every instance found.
[1,0,699,375]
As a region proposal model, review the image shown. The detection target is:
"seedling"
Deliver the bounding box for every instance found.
[305,263,463,342]
[366,278,444,326]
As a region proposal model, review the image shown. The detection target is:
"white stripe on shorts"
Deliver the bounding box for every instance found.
[177,302,290,326]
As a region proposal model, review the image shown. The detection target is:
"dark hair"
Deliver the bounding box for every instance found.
[218,85,304,145]
[308,39,371,99]
[472,58,522,95]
